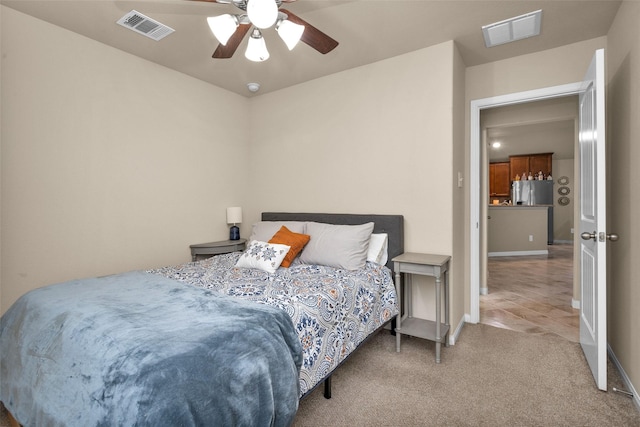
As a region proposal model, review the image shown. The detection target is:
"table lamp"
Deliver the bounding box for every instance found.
[226,207,242,240]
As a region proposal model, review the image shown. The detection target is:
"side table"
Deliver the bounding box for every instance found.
[190,239,246,261]
[392,252,451,363]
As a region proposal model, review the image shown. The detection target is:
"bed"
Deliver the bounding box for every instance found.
[0,212,403,426]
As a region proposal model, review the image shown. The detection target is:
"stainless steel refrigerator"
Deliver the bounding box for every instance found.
[512,180,554,206]
[512,180,554,244]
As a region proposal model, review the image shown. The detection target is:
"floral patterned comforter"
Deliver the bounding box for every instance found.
[149,252,398,396]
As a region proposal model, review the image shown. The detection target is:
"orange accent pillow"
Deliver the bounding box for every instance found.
[268,226,311,268]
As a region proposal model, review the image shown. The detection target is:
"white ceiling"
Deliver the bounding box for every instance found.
[487,118,576,161]
[1,0,621,97]
[485,96,579,161]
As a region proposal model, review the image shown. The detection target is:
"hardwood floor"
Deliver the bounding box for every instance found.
[480,244,579,342]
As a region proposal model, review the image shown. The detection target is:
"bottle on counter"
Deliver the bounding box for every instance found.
[515,174,520,181]
[547,173,553,181]
[538,171,544,180]
[528,172,533,180]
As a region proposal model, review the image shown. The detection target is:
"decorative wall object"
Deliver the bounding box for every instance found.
[556,176,571,206]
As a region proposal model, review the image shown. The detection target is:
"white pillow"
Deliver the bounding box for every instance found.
[248,221,306,243]
[299,222,374,270]
[367,233,389,265]
[235,241,291,273]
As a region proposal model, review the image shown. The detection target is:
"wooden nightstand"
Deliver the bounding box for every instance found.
[190,239,246,261]
[392,252,451,363]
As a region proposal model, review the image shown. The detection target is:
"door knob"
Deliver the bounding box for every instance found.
[581,231,596,241]
[581,231,619,242]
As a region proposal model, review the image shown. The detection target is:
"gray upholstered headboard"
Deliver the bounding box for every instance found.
[261,212,404,273]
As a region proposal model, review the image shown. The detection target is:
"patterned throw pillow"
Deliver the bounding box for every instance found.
[268,226,311,268]
[235,240,291,273]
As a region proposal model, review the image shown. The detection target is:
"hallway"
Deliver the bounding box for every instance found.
[479,244,579,342]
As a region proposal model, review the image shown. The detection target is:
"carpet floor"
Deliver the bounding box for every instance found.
[292,324,640,426]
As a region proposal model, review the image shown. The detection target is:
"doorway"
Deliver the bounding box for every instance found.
[469,82,583,324]
[479,97,579,340]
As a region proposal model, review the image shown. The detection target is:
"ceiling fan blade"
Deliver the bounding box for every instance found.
[212,23,251,58]
[280,9,338,54]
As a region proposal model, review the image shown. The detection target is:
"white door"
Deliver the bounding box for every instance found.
[578,48,607,391]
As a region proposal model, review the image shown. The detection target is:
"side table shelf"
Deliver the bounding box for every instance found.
[392,252,451,363]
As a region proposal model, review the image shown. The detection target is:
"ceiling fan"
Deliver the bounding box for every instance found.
[191,0,339,61]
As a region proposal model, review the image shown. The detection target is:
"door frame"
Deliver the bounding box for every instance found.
[469,82,583,323]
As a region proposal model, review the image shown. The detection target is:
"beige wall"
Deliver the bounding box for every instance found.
[466,37,607,101]
[247,41,462,329]
[606,0,640,400]
[451,44,467,336]
[552,158,575,242]
[1,7,250,312]
[1,15,465,335]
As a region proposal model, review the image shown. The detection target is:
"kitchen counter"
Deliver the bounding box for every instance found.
[488,206,549,256]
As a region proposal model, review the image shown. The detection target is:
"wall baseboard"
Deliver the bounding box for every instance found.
[608,344,640,412]
[488,250,548,257]
[449,315,466,345]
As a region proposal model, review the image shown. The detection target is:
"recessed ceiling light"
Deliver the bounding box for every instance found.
[247,82,260,93]
[482,10,542,48]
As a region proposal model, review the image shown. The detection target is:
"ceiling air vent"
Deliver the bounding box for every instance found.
[482,10,542,48]
[117,10,174,41]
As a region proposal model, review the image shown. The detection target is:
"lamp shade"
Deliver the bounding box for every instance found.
[277,20,304,50]
[226,207,242,224]
[247,0,278,29]
[245,30,269,62]
[207,14,238,46]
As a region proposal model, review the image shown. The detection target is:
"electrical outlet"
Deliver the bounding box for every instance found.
[529,235,534,242]
[571,228,574,234]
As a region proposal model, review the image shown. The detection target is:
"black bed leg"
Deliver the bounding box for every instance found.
[323,375,332,399]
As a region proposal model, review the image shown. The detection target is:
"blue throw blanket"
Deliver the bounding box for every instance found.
[0,271,303,426]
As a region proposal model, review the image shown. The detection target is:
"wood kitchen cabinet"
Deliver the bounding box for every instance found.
[509,153,553,180]
[490,162,511,197]
[529,153,553,177]
[510,156,530,180]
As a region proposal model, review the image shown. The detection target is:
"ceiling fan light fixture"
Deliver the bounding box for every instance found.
[276,19,304,50]
[207,14,238,45]
[247,0,278,29]
[245,29,270,62]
